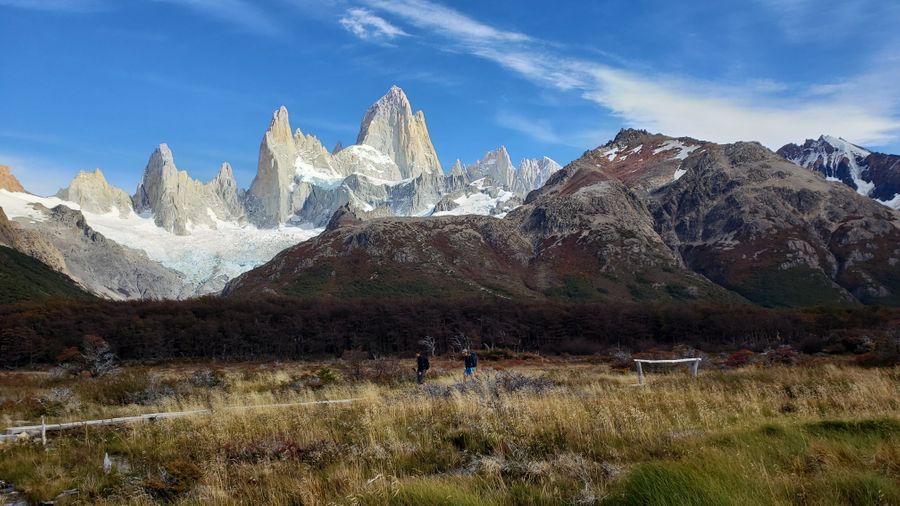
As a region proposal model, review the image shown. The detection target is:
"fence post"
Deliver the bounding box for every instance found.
[636,361,644,385]
[691,359,699,378]
[41,416,46,446]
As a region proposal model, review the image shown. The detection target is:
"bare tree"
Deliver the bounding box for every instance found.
[418,336,437,356]
[450,332,471,353]
[81,335,118,377]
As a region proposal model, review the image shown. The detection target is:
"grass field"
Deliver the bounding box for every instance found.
[0,356,897,505]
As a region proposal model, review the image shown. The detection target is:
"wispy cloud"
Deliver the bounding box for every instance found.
[495,111,610,149]
[363,0,530,43]
[340,7,408,41]
[153,0,281,36]
[495,111,560,144]
[0,0,105,12]
[363,0,900,148]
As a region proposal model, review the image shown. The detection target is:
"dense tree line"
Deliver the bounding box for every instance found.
[1,296,897,367]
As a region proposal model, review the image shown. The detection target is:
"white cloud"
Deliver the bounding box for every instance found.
[364,0,900,149]
[340,7,408,41]
[362,0,529,43]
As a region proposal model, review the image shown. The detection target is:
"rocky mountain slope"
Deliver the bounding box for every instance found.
[225,130,900,307]
[1,198,190,300]
[778,135,900,209]
[0,245,92,304]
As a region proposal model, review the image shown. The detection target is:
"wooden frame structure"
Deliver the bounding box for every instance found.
[634,358,701,385]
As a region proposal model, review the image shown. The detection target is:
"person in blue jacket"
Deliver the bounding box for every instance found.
[462,348,478,381]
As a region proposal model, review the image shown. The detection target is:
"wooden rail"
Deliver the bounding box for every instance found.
[1,398,360,443]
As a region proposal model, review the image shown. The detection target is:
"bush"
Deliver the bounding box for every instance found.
[725,349,754,368]
[189,368,226,388]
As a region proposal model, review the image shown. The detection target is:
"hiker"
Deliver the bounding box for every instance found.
[416,351,430,384]
[462,348,478,381]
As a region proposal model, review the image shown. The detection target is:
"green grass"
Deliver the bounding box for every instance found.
[0,245,92,304]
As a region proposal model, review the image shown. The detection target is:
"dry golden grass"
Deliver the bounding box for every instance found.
[0,360,897,505]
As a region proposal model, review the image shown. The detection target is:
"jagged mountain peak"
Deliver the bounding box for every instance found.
[356,86,442,179]
[613,128,653,145]
[214,162,235,182]
[149,143,176,167]
[378,85,412,110]
[267,106,293,144]
[56,166,133,217]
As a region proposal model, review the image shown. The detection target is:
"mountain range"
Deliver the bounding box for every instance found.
[1,87,899,308]
[0,87,560,300]
[225,129,900,307]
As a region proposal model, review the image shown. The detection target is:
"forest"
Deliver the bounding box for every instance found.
[1,296,897,368]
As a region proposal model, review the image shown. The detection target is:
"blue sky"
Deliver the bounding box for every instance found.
[2,0,899,195]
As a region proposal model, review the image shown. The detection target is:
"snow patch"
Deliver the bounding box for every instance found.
[292,157,343,190]
[602,147,620,161]
[652,140,699,161]
[673,169,687,181]
[877,193,900,210]
[432,189,515,218]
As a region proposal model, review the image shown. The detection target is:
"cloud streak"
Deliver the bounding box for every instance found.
[363,0,900,148]
[340,7,408,41]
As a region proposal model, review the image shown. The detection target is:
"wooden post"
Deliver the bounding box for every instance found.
[636,361,644,385]
[691,359,699,378]
[41,416,46,446]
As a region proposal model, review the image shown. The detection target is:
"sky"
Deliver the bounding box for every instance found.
[1,0,899,195]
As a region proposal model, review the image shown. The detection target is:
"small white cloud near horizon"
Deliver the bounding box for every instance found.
[340,7,409,41]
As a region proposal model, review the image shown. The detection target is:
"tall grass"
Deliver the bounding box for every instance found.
[0,361,897,504]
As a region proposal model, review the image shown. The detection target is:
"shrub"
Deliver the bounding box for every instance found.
[189,368,226,388]
[725,349,754,368]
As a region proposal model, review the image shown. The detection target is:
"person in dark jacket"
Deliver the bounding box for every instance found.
[462,349,478,381]
[416,351,430,384]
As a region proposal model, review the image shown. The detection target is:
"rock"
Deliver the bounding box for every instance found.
[356,85,443,179]
[56,169,133,217]
[466,146,517,189]
[133,144,245,235]
[0,165,25,193]
[515,156,562,196]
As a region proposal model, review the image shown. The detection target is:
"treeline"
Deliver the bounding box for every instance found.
[1,296,898,367]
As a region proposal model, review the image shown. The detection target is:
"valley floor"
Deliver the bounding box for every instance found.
[0,358,897,505]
